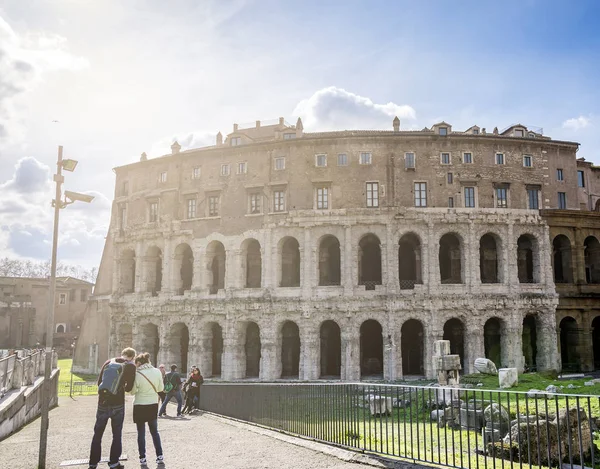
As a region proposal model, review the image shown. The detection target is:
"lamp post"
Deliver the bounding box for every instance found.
[38,146,94,469]
[69,336,78,398]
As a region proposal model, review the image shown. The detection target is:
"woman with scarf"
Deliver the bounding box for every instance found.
[182,366,203,414]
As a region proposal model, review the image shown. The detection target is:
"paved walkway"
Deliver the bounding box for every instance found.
[0,396,375,469]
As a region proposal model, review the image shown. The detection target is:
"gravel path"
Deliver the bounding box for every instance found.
[0,396,373,469]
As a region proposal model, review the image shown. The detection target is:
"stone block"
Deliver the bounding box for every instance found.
[433,340,451,357]
[460,407,484,431]
[498,368,518,388]
[369,396,392,416]
[442,355,461,370]
[474,358,498,375]
[482,427,502,449]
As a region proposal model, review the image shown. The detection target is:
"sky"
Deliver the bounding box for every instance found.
[0,0,599,272]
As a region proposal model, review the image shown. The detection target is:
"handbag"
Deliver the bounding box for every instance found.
[137,370,158,393]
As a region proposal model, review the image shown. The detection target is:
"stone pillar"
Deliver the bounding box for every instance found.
[192,250,205,293]
[501,323,523,371]
[536,313,560,372]
[542,225,554,287]
[392,327,402,379]
[580,326,594,372]
[134,242,144,293]
[301,229,313,297]
[161,240,173,294]
[112,255,120,295]
[301,334,319,380]
[467,220,476,287]
[380,242,388,292]
[383,327,399,380]
[263,230,273,288]
[343,225,353,294]
[132,322,142,354]
[222,323,244,380]
[574,228,586,285]
[157,325,170,366]
[386,224,398,293]
[424,325,443,379]
[427,222,440,292]
[259,335,278,381]
[342,331,360,381]
[465,319,484,375]
[506,222,516,289]
[226,249,241,290]
[198,327,212,379]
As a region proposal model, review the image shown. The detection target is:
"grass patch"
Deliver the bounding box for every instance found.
[57,359,98,396]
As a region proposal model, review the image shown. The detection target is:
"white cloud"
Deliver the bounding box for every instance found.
[293,86,416,131]
[562,116,592,131]
[149,130,217,157]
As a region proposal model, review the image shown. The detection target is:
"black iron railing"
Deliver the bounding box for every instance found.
[199,382,600,469]
[58,381,98,396]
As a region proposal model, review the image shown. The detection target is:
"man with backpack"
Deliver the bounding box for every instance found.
[88,347,136,469]
[158,364,183,417]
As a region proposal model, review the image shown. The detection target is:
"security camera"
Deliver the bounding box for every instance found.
[64,190,95,204]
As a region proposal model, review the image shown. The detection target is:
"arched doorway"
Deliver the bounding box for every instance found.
[280,237,301,287]
[211,323,223,377]
[56,324,65,333]
[318,236,341,286]
[170,323,189,372]
[359,234,382,290]
[585,237,600,284]
[439,233,462,284]
[522,315,537,372]
[360,320,383,377]
[560,316,580,372]
[320,320,341,378]
[443,318,465,369]
[398,233,421,289]
[141,323,160,366]
[207,241,226,294]
[281,321,300,377]
[479,234,499,283]
[517,235,536,283]
[245,322,261,378]
[593,316,600,370]
[484,318,502,368]
[242,239,262,288]
[402,319,424,376]
[174,243,193,295]
[553,235,573,284]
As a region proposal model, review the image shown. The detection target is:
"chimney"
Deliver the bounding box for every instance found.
[256,120,261,129]
[296,117,303,132]
[140,152,147,162]
[233,123,238,132]
[393,116,400,132]
[216,132,223,145]
[171,141,181,154]
[278,117,284,126]
[493,127,498,135]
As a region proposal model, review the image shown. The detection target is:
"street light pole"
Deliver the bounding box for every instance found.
[38,145,63,469]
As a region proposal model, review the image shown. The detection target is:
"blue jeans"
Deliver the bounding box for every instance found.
[89,404,125,467]
[159,389,182,415]
[136,419,163,459]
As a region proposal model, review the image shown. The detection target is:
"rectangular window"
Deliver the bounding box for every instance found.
[283,133,296,140]
[439,127,448,136]
[447,173,453,184]
[208,196,219,216]
[273,190,285,212]
[316,187,329,209]
[337,153,348,166]
[558,192,567,209]
[316,154,327,167]
[472,129,479,135]
[557,168,564,181]
[463,152,473,164]
[448,197,454,208]
[523,155,532,167]
[274,157,285,170]
[149,202,158,222]
[405,152,415,169]
[496,188,508,208]
[159,171,167,183]
[192,167,201,179]
[59,293,66,305]
[121,181,129,196]
[186,198,196,219]
[119,206,126,229]
[578,170,585,187]
[221,164,230,176]
[80,289,87,302]
[231,137,242,146]
[359,152,372,165]
[250,193,261,214]
[464,187,475,208]
[441,153,451,165]
[414,182,427,207]
[496,153,505,165]
[366,182,379,208]
[237,162,247,174]
[515,129,524,137]
[69,289,75,301]
[527,189,539,209]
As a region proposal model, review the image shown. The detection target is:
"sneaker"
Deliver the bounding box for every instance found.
[156,455,165,464]
[176,413,182,417]
[140,457,147,464]
[109,465,125,469]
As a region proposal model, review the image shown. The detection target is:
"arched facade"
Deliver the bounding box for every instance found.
[398,233,422,289]
[318,236,341,286]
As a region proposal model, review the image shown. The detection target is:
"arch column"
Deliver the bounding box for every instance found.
[160,241,173,295]
[465,319,484,375]
[536,312,560,372]
[157,325,170,366]
[301,333,319,380]
[383,327,399,380]
[226,249,242,290]
[501,321,522,370]
[302,229,314,297]
[574,228,586,284]
[259,333,277,380]
[192,250,205,293]
[542,225,554,287]
[342,330,360,381]
[427,222,440,293]
[343,226,353,294]
[198,326,212,378]
[380,242,388,292]
[467,221,476,286]
[131,322,142,353]
[262,231,273,289]
[506,222,517,290]
[222,322,244,380]
[134,242,143,293]
[424,324,443,379]
[386,224,398,293]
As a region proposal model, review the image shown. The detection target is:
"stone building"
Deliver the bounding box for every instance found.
[78,117,588,379]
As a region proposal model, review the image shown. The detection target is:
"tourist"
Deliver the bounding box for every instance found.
[182,366,203,414]
[157,364,166,403]
[87,347,136,469]
[158,364,183,417]
[130,352,165,466]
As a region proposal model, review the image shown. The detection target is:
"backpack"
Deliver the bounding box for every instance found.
[163,373,176,393]
[98,359,126,397]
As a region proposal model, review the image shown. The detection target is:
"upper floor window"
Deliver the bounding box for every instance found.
[464,187,475,208]
[366,182,379,208]
[273,190,286,212]
[495,153,505,165]
[121,180,129,196]
[80,289,88,302]
[527,188,539,210]
[231,137,242,146]
[69,289,76,301]
[274,157,286,170]
[283,133,296,140]
[158,171,167,183]
[557,168,564,181]
[186,198,196,219]
[463,152,473,164]
[359,152,372,165]
[337,153,348,166]
[447,173,453,184]
[578,170,585,187]
[316,187,329,209]
[221,164,230,176]
[441,153,451,165]
[514,129,524,137]
[558,192,567,209]
[496,187,508,208]
[472,129,479,135]
[523,155,532,167]
[439,127,448,136]
[237,162,247,174]
[192,167,201,179]
[149,201,159,222]
[249,193,261,214]
[59,293,66,305]
[119,205,126,229]
[208,195,220,217]
[448,197,454,208]
[405,152,415,169]
[414,182,427,207]
[316,154,327,167]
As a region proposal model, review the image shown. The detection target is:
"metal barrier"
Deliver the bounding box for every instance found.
[58,381,97,396]
[199,382,600,469]
[0,354,16,398]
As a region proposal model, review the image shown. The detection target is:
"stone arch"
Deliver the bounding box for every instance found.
[279,237,301,287]
[484,317,503,368]
[280,321,300,378]
[206,241,226,294]
[209,322,223,377]
[560,316,580,372]
[360,319,383,377]
[318,235,341,286]
[522,314,538,371]
[358,234,382,290]
[174,243,193,295]
[439,233,462,284]
[145,246,162,296]
[593,316,600,370]
[585,236,600,284]
[443,318,465,370]
[517,234,539,283]
[402,319,424,376]
[121,249,136,293]
[479,233,499,283]
[319,320,341,378]
[244,322,261,378]
[55,324,65,333]
[140,323,160,366]
[168,322,189,372]
[553,234,573,284]
[241,239,262,288]
[398,232,422,289]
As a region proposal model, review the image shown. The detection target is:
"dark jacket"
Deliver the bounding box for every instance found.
[164,371,182,391]
[184,373,204,395]
[97,357,136,406]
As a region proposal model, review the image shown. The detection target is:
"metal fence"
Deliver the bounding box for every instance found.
[199,382,600,469]
[58,381,98,396]
[0,354,17,398]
